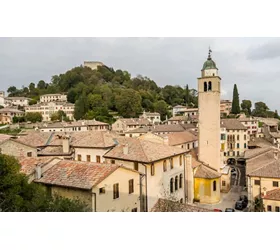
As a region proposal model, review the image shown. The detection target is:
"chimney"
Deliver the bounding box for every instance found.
[123,144,129,155]
[62,135,70,153]
[163,136,169,145]
[35,164,42,179]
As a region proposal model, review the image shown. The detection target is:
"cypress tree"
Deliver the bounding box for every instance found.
[185,84,190,106]
[231,84,240,114]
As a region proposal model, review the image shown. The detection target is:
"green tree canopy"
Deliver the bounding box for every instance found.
[241,100,252,115]
[252,102,269,117]
[25,112,43,123]
[0,154,89,212]
[231,84,240,114]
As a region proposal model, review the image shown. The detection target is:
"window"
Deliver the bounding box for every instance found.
[244,135,246,140]
[111,159,115,164]
[99,187,105,194]
[222,181,226,186]
[129,179,134,194]
[237,151,240,156]
[179,155,182,166]
[273,181,279,187]
[192,142,195,148]
[163,160,167,172]
[213,180,217,191]
[276,206,280,212]
[180,198,183,203]
[179,174,183,188]
[134,162,139,171]
[27,152,32,157]
[244,143,247,149]
[237,143,240,149]
[170,158,173,169]
[77,154,82,161]
[86,155,91,162]
[267,205,272,212]
[175,176,178,191]
[131,208,137,212]
[187,144,190,150]
[204,82,207,92]
[232,151,235,157]
[254,180,260,185]
[151,164,155,176]
[208,81,212,91]
[113,183,119,199]
[170,178,174,193]
[96,155,101,163]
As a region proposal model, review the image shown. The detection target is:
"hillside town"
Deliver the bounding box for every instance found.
[1,50,280,212]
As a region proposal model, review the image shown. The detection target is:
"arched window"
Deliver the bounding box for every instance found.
[179,174,183,188]
[170,178,174,193]
[204,82,207,92]
[213,180,217,191]
[180,198,183,203]
[208,81,212,91]
[175,176,178,191]
[163,160,167,172]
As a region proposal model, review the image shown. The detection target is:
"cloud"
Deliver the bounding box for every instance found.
[0,37,279,111]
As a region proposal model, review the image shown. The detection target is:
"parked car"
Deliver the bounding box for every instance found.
[235,200,247,210]
[225,208,235,212]
[239,195,248,206]
[214,208,223,212]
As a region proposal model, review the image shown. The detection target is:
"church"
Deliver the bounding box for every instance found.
[186,49,230,204]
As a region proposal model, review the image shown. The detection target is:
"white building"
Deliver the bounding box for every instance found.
[5,97,31,107]
[84,61,104,70]
[139,111,161,124]
[40,94,67,103]
[25,102,74,121]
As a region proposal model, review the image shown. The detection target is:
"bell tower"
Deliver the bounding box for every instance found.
[198,48,221,172]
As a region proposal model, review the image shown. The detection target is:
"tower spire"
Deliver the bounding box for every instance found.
[208,47,212,60]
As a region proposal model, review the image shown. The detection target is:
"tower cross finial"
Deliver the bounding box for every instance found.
[208,46,212,59]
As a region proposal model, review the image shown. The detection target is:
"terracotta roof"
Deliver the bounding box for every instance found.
[35,160,134,190]
[104,137,187,163]
[153,124,186,133]
[71,131,117,148]
[244,147,273,159]
[168,116,188,121]
[194,164,221,179]
[248,159,280,179]
[238,117,258,122]
[0,134,11,144]
[0,107,24,113]
[270,132,280,138]
[40,120,109,129]
[15,131,53,147]
[19,157,56,176]
[263,189,280,201]
[118,118,151,125]
[164,131,198,146]
[220,119,247,130]
[151,199,213,212]
[140,112,160,116]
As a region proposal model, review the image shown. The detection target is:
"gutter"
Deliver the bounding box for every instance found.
[142,163,148,212]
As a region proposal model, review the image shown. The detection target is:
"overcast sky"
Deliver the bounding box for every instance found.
[0,37,279,110]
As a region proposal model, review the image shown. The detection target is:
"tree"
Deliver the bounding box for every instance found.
[25,112,43,123]
[88,94,103,109]
[28,99,37,105]
[29,82,36,92]
[37,80,46,89]
[12,116,25,123]
[0,154,90,212]
[252,102,269,117]
[154,100,169,120]
[274,110,279,119]
[231,84,240,114]
[185,84,190,106]
[7,86,18,96]
[115,89,142,118]
[241,100,252,115]
[74,92,88,120]
[51,110,67,122]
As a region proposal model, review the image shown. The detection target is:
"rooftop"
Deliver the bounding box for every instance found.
[248,159,280,179]
[220,119,247,130]
[19,157,57,176]
[35,160,131,190]
[159,131,198,146]
[151,199,213,212]
[0,107,24,113]
[104,137,187,163]
[118,118,150,126]
[263,189,280,201]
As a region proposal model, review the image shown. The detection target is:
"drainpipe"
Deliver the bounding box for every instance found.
[183,153,187,203]
[142,163,148,212]
[92,192,97,212]
[139,173,145,212]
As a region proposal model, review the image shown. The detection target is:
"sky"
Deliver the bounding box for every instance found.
[0,37,279,110]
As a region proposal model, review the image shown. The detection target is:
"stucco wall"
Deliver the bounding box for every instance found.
[263,198,280,212]
[0,140,37,158]
[93,168,140,212]
[74,147,110,163]
[194,177,221,204]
